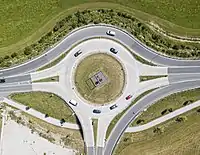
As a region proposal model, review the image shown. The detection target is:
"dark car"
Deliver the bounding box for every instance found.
[126,95,133,100]
[74,50,82,57]
[0,79,5,83]
[110,104,118,110]
[110,48,118,54]
[93,109,101,114]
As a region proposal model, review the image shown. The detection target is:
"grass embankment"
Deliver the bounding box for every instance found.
[33,76,59,83]
[2,1,200,68]
[115,107,200,155]
[131,88,200,126]
[10,92,76,123]
[140,75,167,82]
[8,110,84,153]
[106,88,157,139]
[75,53,125,104]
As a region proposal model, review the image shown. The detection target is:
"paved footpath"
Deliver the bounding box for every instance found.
[1,98,80,130]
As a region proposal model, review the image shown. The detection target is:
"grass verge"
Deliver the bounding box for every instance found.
[106,88,157,139]
[75,53,125,104]
[10,92,76,123]
[139,75,167,82]
[114,107,200,155]
[33,76,59,83]
[131,88,200,127]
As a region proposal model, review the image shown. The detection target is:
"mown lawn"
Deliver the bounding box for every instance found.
[10,92,76,123]
[75,53,125,104]
[115,107,200,155]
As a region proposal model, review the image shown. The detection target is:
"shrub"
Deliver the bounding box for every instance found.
[4,55,10,59]
[11,52,17,58]
[175,116,187,122]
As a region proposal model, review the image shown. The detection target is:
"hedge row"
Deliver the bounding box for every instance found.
[1,9,200,68]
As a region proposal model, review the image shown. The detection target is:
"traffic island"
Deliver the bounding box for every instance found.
[74,53,125,104]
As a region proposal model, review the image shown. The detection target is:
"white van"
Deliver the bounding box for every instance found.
[106,30,116,36]
[69,99,78,106]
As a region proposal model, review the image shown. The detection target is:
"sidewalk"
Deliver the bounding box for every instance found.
[1,98,80,130]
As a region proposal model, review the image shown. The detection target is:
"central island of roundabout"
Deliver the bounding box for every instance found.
[74,53,126,105]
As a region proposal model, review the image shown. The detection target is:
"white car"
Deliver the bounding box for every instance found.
[106,30,115,36]
[69,99,78,106]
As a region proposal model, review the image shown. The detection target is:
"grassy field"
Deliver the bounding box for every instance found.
[115,107,200,155]
[10,92,77,123]
[75,53,125,104]
[131,88,200,126]
[2,0,200,50]
[33,76,59,82]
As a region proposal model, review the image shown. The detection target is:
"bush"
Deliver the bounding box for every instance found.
[24,47,32,55]
[153,127,164,134]
[136,119,145,124]
[4,55,10,59]
[11,52,17,58]
[175,116,187,122]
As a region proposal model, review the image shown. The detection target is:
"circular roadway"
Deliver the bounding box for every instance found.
[58,38,139,118]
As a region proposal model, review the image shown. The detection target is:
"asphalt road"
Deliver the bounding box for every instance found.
[1,25,200,77]
[104,80,200,155]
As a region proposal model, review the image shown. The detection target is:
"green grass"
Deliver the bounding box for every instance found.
[10,92,77,123]
[114,107,200,155]
[106,88,157,139]
[2,0,200,50]
[75,53,125,104]
[33,76,59,83]
[131,88,200,127]
[92,119,98,145]
[140,75,167,82]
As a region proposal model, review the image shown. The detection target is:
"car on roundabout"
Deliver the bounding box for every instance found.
[126,95,132,100]
[106,30,115,36]
[74,49,82,57]
[110,48,118,54]
[69,99,78,106]
[93,109,101,114]
[110,104,118,110]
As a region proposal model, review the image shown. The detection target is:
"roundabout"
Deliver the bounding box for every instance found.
[0,24,200,155]
[74,53,125,104]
